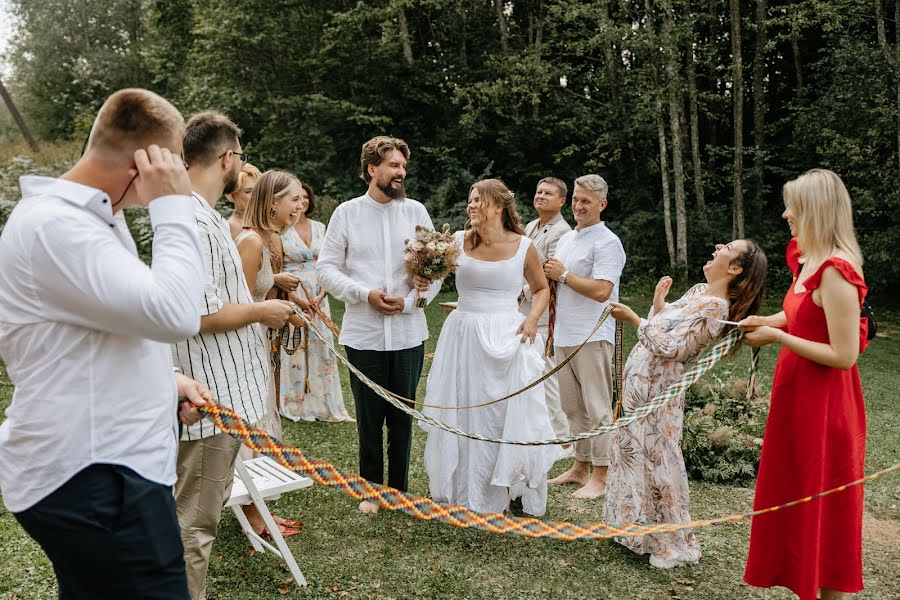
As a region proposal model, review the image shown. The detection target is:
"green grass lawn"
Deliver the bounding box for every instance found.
[0,289,897,599]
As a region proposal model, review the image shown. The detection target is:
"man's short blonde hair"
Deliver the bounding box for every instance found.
[86,89,185,161]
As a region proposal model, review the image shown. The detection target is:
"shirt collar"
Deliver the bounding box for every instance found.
[543,212,565,228]
[192,191,223,219]
[574,221,606,237]
[20,175,116,226]
[363,192,407,207]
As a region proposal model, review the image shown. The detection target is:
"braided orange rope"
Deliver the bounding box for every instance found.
[199,401,898,540]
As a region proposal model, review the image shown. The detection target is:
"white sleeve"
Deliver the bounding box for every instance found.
[32,195,204,343]
[315,205,369,305]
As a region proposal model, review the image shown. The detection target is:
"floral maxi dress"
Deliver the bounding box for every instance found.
[604,283,728,564]
[280,220,352,422]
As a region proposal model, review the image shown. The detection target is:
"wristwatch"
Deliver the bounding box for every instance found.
[559,270,570,286]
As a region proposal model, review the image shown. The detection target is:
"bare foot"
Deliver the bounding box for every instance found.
[358,500,379,515]
[548,466,590,486]
[572,466,607,499]
[572,479,606,499]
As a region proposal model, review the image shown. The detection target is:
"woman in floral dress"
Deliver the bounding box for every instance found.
[604,239,767,568]
[280,182,353,422]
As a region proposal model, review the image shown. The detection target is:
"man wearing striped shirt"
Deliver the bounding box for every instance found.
[172,111,293,600]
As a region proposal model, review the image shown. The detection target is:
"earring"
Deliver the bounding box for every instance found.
[270,206,277,218]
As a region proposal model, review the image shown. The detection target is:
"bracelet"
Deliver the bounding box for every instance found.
[559,270,570,285]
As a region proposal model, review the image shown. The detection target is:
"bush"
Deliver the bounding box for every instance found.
[682,373,769,485]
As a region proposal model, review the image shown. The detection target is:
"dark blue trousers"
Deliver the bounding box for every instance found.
[346,344,424,492]
[14,463,189,600]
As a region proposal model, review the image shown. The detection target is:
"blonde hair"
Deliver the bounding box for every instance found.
[783,169,863,268]
[244,170,300,234]
[227,163,262,203]
[86,89,185,162]
[466,178,525,250]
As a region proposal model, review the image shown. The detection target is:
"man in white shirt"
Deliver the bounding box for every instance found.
[172,111,294,600]
[520,177,573,448]
[0,89,210,598]
[317,136,439,514]
[543,174,626,500]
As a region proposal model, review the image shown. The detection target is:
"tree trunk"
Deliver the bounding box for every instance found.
[398,8,414,64]
[460,0,468,68]
[876,0,900,179]
[600,0,618,99]
[730,0,745,239]
[752,0,768,219]
[790,22,803,92]
[686,50,708,232]
[494,0,509,51]
[0,79,40,151]
[656,80,677,269]
[662,0,688,279]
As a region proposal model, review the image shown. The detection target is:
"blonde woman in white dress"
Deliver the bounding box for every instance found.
[234,169,305,538]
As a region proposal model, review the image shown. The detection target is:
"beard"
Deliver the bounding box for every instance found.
[376,175,405,199]
[222,165,239,195]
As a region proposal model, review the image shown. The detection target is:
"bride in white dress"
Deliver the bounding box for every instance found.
[421,179,559,516]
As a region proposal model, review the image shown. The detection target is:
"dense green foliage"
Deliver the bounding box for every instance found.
[683,375,768,484]
[4,0,900,296]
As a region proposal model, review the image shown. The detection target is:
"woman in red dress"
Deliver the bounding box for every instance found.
[741,169,869,600]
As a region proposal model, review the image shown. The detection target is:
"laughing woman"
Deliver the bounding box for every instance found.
[234,169,304,538]
[604,240,767,569]
[280,181,352,423]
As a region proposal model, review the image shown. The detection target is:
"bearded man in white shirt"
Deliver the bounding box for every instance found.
[543,174,626,500]
[520,177,573,449]
[172,111,294,600]
[0,89,212,599]
[317,136,439,514]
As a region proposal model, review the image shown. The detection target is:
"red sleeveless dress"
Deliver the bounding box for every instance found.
[744,247,868,599]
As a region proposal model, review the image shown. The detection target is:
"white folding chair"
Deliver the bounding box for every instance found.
[225,456,314,587]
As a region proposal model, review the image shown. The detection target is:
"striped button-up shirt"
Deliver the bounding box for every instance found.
[171,193,269,439]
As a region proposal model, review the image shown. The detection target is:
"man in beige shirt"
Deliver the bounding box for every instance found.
[520,177,572,452]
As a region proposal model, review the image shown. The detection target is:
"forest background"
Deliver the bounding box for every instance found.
[1,0,899,299]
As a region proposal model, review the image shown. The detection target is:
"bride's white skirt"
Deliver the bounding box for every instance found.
[420,308,559,516]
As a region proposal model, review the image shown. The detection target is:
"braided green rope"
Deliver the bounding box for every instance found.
[295,308,742,446]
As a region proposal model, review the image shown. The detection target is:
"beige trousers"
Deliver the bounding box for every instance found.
[555,341,614,466]
[537,323,570,439]
[175,432,242,600]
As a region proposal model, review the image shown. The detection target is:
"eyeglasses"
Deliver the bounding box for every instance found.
[218,150,251,166]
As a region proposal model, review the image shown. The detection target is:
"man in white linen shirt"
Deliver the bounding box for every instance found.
[0,89,211,599]
[543,174,626,500]
[172,111,294,600]
[317,136,440,515]
[520,177,573,448]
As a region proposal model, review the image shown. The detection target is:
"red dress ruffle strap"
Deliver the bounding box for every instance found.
[802,257,870,352]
